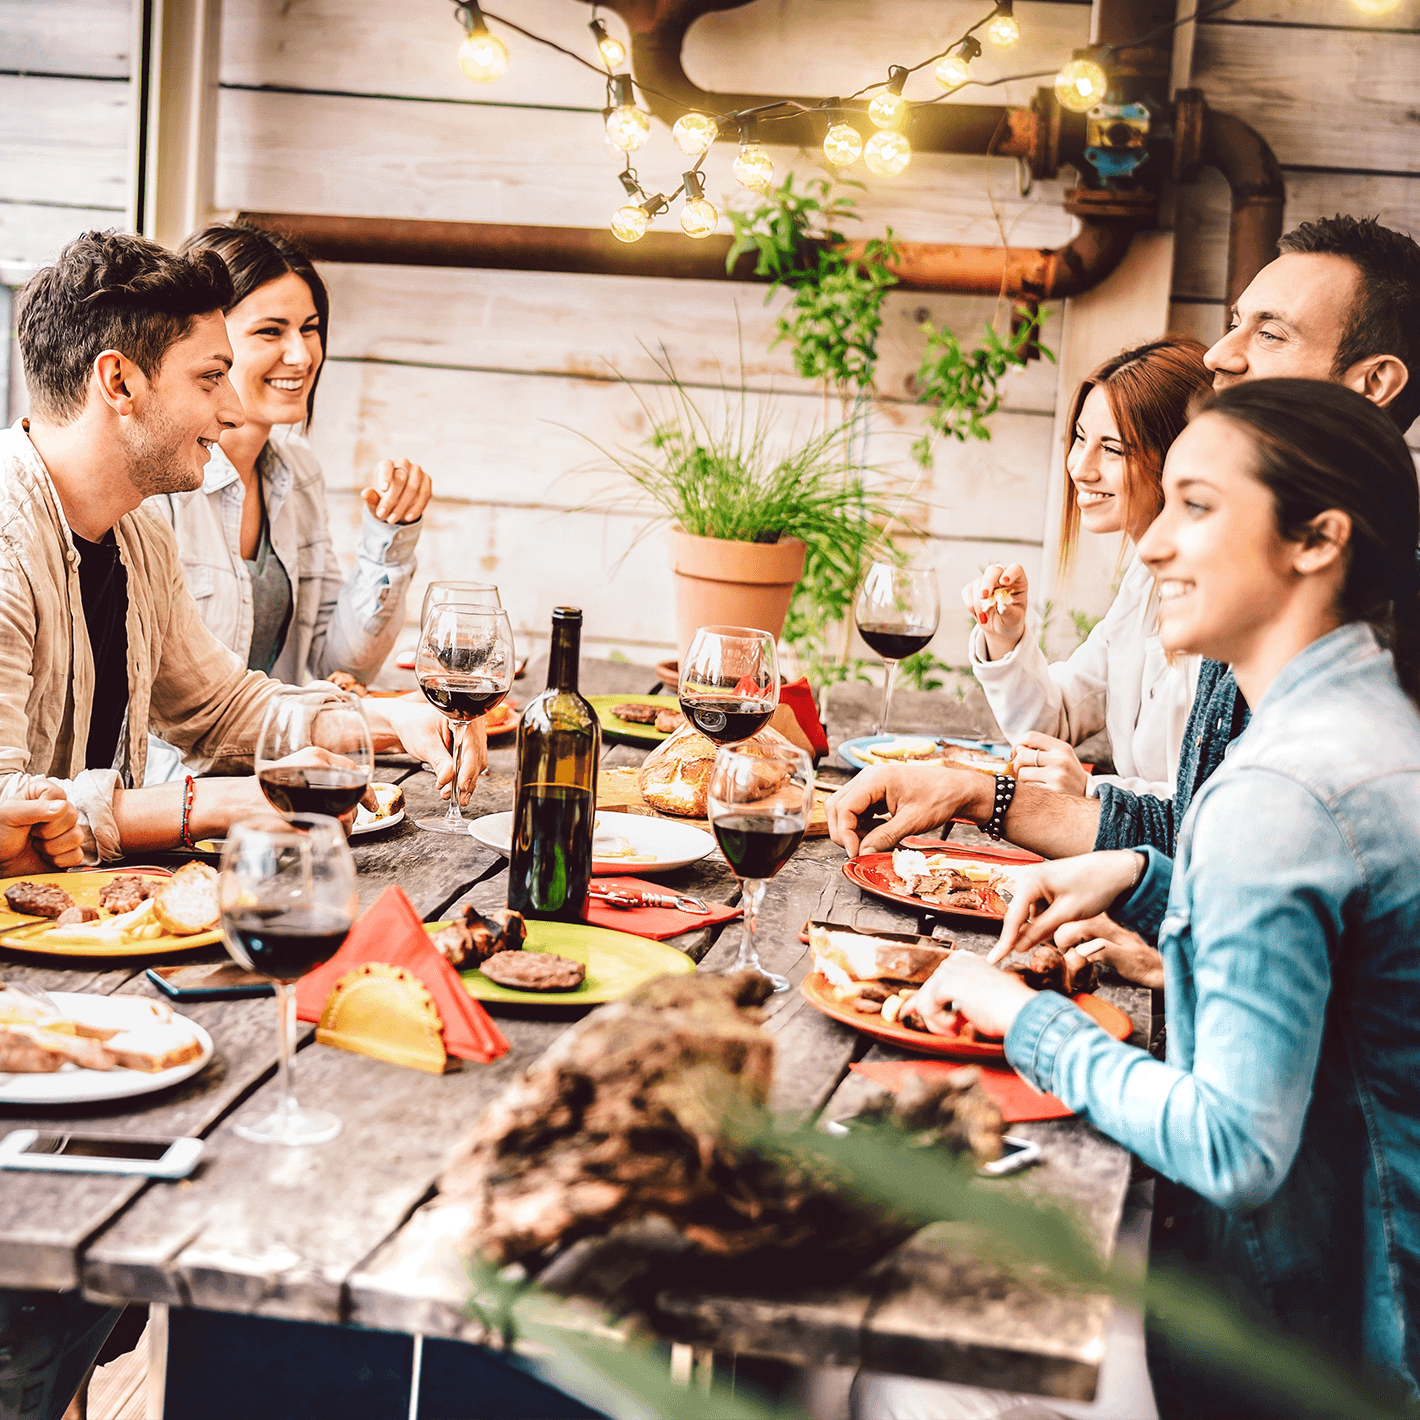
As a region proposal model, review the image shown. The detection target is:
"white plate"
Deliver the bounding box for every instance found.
[0,993,214,1106]
[468,810,716,875]
[351,805,405,836]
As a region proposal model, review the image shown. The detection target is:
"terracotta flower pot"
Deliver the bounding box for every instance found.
[669,528,807,658]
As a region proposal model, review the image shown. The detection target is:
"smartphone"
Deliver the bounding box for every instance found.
[0,1130,204,1178]
[147,963,273,1000]
[977,1135,1043,1177]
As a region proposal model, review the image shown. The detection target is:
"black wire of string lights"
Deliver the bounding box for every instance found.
[451,0,1243,242]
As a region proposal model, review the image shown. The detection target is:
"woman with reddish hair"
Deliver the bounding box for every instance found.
[962,336,1212,798]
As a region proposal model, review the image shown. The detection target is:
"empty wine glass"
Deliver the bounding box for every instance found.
[854,562,941,735]
[707,741,814,994]
[415,603,515,833]
[421,581,502,621]
[220,814,357,1145]
[256,687,373,819]
[678,626,779,746]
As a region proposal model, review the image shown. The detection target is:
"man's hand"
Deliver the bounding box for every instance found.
[360,458,432,525]
[1011,733,1090,797]
[904,950,1037,1040]
[988,851,1143,961]
[825,765,992,857]
[1055,914,1165,990]
[0,785,84,873]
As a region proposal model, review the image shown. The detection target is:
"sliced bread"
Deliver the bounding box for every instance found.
[153,862,220,935]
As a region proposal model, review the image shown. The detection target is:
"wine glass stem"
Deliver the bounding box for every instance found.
[734,877,768,973]
[274,981,298,1121]
[876,659,899,736]
[443,718,464,824]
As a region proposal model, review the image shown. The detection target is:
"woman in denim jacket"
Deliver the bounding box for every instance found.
[912,380,1420,1416]
[147,223,430,777]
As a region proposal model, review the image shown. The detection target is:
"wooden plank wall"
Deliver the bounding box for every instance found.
[2,0,1417,665]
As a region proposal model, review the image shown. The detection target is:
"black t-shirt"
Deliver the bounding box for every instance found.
[73,531,129,771]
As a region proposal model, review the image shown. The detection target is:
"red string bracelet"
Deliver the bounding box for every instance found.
[180,774,197,850]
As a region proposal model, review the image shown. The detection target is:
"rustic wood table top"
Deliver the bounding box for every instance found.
[0,660,1149,1403]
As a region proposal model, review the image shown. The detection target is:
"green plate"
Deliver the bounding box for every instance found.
[587,694,679,746]
[430,919,695,1005]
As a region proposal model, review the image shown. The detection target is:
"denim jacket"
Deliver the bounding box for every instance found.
[1006,623,1420,1397]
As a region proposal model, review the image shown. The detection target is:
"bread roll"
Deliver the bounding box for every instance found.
[637,723,796,818]
[153,862,219,936]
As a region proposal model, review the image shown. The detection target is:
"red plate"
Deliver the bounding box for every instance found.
[483,702,521,737]
[843,842,1043,923]
[801,970,1133,1061]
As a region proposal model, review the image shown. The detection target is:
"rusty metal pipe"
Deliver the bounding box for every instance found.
[237,210,1137,301]
[1200,106,1285,311]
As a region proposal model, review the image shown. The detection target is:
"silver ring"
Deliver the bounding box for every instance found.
[1033,748,1042,767]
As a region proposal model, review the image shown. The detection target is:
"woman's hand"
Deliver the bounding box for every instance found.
[367,697,484,807]
[1055,914,1165,990]
[1011,732,1090,797]
[962,562,1027,661]
[0,784,84,873]
[904,950,1037,1041]
[361,458,432,525]
[825,765,993,857]
[443,718,488,806]
[987,850,1143,960]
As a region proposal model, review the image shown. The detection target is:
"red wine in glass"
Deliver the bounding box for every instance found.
[418,674,508,722]
[225,905,351,983]
[679,696,774,746]
[257,767,368,818]
[712,813,805,879]
[856,623,937,662]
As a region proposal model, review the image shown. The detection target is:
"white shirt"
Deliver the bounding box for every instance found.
[969,554,1199,797]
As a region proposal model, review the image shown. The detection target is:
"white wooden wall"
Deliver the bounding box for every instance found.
[2,0,1417,668]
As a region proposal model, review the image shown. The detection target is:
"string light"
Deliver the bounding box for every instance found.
[673,112,719,156]
[733,130,774,191]
[1349,0,1401,12]
[679,170,719,238]
[588,16,625,70]
[864,129,911,177]
[455,3,508,83]
[611,185,669,243]
[823,122,863,168]
[986,1,1020,47]
[935,37,981,91]
[1054,55,1109,112]
[604,74,651,151]
[867,66,909,129]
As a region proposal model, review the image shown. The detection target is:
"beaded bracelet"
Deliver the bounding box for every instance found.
[983,772,1016,841]
[180,774,197,850]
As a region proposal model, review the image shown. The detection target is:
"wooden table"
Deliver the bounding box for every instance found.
[0,661,1149,1410]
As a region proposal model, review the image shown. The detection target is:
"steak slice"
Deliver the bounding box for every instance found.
[480,951,585,992]
[98,876,160,914]
[611,702,662,725]
[4,881,75,918]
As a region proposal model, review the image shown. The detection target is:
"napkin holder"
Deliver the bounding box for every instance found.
[316,963,450,1075]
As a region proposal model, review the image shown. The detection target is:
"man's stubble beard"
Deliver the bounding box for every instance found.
[122,399,205,498]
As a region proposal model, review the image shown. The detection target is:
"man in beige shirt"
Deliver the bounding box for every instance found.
[4,229,483,859]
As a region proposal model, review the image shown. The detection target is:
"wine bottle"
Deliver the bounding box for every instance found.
[507,607,600,922]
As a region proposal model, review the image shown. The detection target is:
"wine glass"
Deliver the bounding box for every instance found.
[256,686,373,819]
[415,603,515,833]
[854,562,941,735]
[421,581,501,621]
[678,626,779,746]
[707,741,814,995]
[219,815,357,1145]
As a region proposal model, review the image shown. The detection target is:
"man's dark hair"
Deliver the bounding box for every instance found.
[16,229,234,423]
[1277,214,1420,432]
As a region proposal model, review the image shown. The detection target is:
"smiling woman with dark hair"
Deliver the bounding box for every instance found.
[914,378,1420,1416]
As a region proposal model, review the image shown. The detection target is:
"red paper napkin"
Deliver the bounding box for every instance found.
[850,1059,1073,1123]
[779,676,829,759]
[295,886,509,1063]
[584,877,741,941]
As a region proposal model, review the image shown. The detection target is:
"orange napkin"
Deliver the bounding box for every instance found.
[779,676,829,759]
[584,877,740,940]
[850,1059,1073,1123]
[295,886,508,1063]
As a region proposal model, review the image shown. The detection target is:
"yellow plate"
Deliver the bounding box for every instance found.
[0,870,222,958]
[429,918,694,1005]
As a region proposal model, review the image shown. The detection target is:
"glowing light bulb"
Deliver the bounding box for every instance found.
[868,89,908,129]
[457,21,508,84]
[1055,58,1108,113]
[987,11,1020,46]
[934,53,971,89]
[606,104,651,152]
[611,204,648,243]
[673,112,719,156]
[588,18,626,69]
[864,129,911,177]
[1350,0,1401,12]
[733,142,774,192]
[680,197,718,238]
[823,122,863,168]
